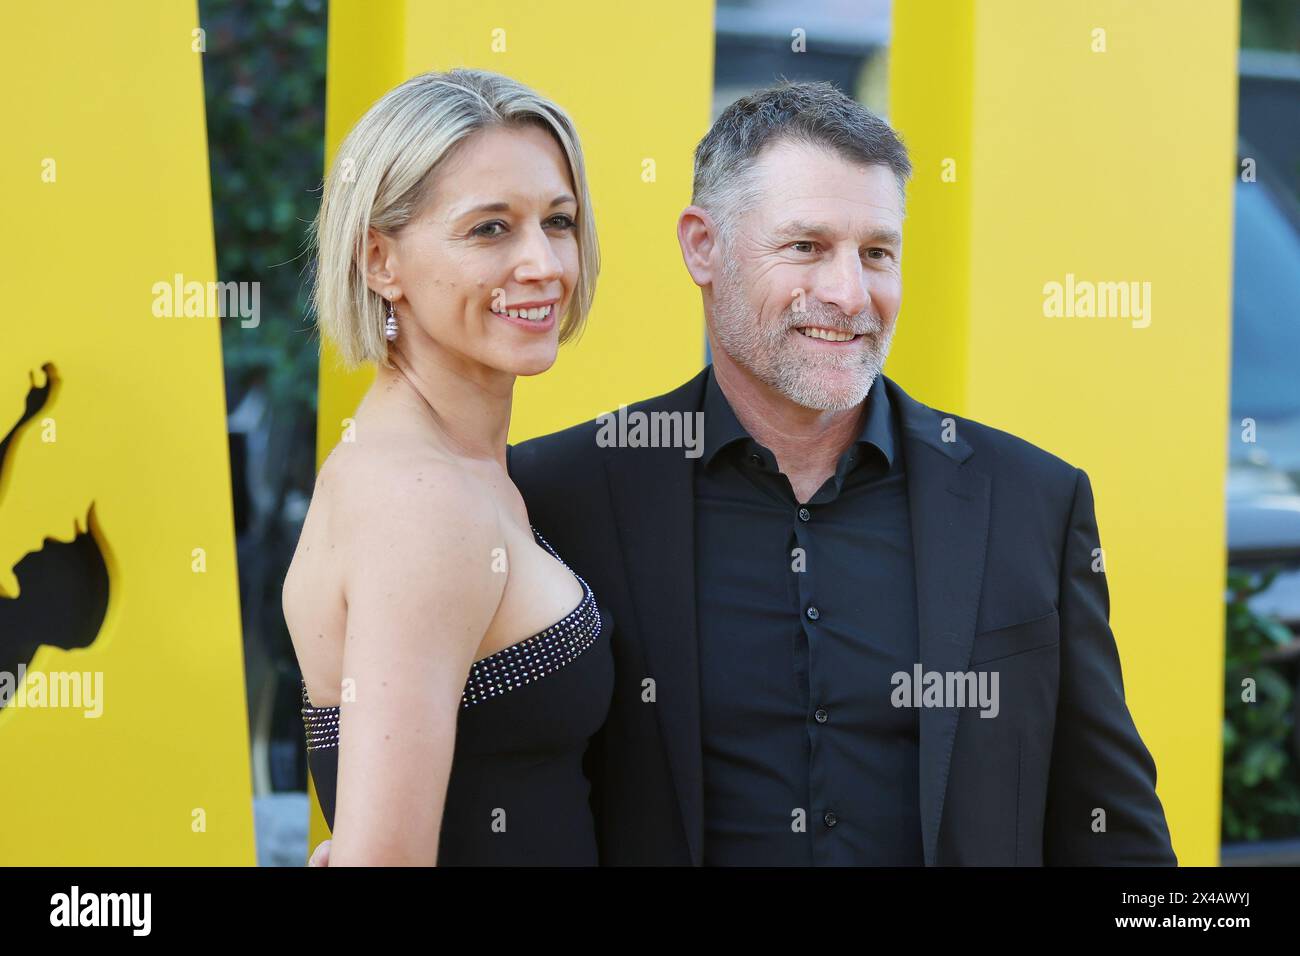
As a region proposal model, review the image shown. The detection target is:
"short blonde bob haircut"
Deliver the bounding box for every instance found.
[308,68,600,370]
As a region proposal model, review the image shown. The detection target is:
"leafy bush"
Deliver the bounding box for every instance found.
[1222,568,1300,841]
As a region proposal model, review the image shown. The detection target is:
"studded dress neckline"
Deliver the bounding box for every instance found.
[301,525,604,752]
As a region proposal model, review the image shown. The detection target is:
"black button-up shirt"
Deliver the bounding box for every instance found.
[694,366,924,865]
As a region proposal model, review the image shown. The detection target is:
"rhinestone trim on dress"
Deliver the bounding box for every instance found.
[301,680,340,752]
[300,525,602,752]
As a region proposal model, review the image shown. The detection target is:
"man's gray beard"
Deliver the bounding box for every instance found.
[710,251,894,412]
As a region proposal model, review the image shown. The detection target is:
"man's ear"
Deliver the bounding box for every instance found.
[677,206,720,289]
[363,226,403,301]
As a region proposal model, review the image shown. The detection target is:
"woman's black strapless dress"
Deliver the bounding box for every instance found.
[300,526,613,865]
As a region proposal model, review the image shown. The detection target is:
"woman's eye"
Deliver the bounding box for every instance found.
[545,214,577,230]
[473,221,507,238]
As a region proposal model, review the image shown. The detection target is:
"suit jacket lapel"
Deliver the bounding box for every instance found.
[601,370,987,868]
[604,369,709,866]
[886,376,991,866]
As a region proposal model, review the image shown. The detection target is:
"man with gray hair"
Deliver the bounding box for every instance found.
[316,81,1177,866]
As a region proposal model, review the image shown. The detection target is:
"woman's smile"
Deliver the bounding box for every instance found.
[489,298,558,332]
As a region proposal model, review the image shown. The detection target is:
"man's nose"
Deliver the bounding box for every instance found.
[817,249,871,319]
[514,222,564,284]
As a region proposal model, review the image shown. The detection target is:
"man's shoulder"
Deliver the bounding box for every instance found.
[884,376,1082,488]
[509,415,605,469]
[510,369,1087,498]
[508,367,709,477]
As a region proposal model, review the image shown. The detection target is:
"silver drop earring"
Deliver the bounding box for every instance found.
[384,297,398,341]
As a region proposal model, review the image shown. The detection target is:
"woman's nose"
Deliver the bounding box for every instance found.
[514,222,564,283]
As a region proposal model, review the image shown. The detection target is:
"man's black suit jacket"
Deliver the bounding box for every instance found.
[507,366,1177,866]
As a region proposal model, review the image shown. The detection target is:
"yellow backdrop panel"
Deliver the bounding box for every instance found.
[890,0,1237,865]
[0,1,253,864]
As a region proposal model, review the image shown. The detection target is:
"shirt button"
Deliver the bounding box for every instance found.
[824,811,838,828]
[805,606,820,621]
[814,708,829,723]
[798,507,811,522]
[748,453,763,467]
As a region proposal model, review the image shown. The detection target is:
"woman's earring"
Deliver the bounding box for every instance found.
[384,298,399,342]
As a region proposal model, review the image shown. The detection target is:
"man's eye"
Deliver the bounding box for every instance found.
[546,214,577,230]
[473,221,507,237]
[865,248,890,260]
[790,241,816,253]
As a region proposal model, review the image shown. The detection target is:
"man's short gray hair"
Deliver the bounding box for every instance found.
[691,80,912,244]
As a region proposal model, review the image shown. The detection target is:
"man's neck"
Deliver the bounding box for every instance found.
[710,347,867,502]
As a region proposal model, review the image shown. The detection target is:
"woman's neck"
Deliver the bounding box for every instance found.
[371,344,515,468]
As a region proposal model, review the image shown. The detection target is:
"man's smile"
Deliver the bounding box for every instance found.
[793,325,862,344]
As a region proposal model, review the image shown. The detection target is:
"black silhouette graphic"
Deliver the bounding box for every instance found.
[0,363,109,710]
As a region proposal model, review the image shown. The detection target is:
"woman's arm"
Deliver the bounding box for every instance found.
[327,459,505,866]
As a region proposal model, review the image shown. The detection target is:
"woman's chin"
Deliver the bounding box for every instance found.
[506,347,560,378]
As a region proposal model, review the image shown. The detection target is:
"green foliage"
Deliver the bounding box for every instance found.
[199,0,327,416]
[1222,567,1300,841]
[1241,0,1300,52]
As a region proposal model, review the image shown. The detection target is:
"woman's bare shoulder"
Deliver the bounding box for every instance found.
[317,434,501,570]
[323,438,506,669]
[320,430,470,506]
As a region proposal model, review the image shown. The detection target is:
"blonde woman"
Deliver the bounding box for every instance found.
[282,69,611,866]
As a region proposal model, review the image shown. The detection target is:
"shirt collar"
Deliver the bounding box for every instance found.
[700,365,896,473]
